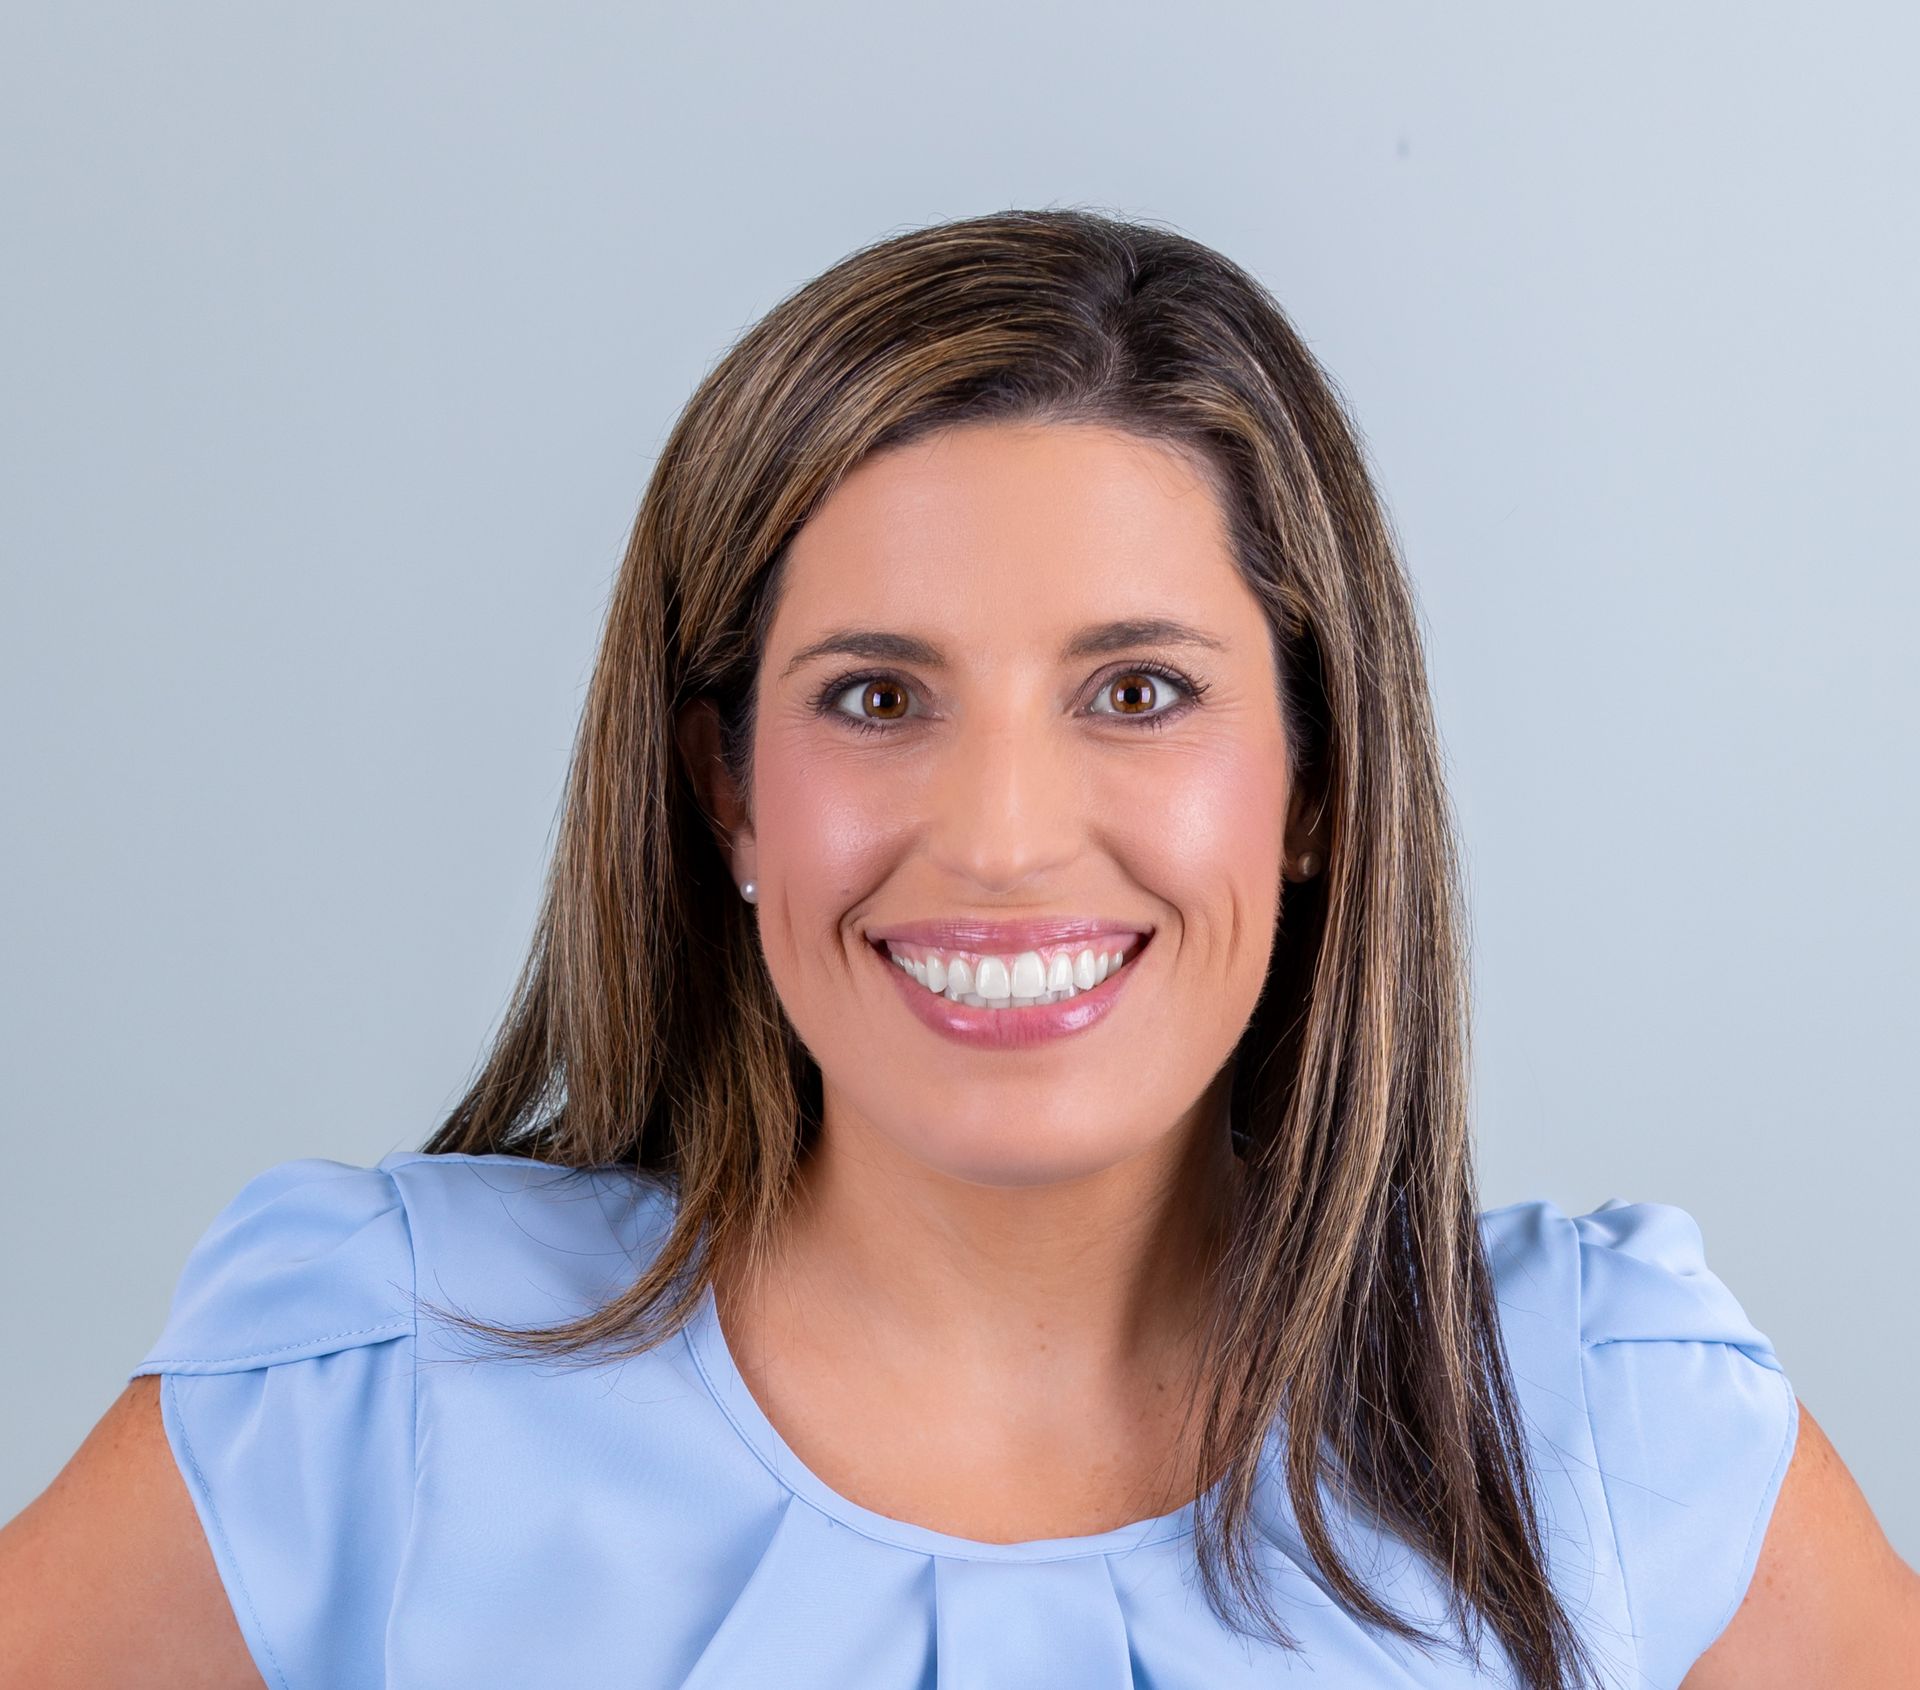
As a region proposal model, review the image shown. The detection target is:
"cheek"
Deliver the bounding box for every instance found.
[752,733,897,902]
[754,726,1289,949]
[747,729,903,1021]
[1145,742,1287,869]
[744,725,1288,1185]
[1122,742,1289,965]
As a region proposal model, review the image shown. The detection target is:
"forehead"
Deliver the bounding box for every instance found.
[772,421,1242,644]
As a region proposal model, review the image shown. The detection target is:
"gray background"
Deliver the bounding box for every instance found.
[3,2,1913,1564]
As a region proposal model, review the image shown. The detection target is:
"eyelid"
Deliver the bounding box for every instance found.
[1084,662,1198,714]
[810,657,1207,729]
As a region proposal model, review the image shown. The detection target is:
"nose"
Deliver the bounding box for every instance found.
[921,704,1085,893]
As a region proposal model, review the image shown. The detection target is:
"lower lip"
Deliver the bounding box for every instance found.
[868,936,1150,1050]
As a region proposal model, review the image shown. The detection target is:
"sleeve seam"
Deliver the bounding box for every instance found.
[137,1318,413,1367]
[163,1371,294,1690]
[1582,1333,1778,1353]
[1570,1218,1646,1670]
[1695,1369,1800,1658]
[385,1164,422,1556]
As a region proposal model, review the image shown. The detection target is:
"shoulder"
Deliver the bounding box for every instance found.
[120,1151,683,1688]
[1479,1193,1780,1354]
[0,1375,266,1688]
[132,1151,680,1376]
[1680,1403,1920,1688]
[134,1156,414,1375]
[1477,1194,1801,1687]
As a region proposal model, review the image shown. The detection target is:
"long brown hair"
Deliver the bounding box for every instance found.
[422,206,1604,1688]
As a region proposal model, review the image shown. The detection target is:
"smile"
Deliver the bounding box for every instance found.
[879,935,1147,1006]
[865,932,1152,1049]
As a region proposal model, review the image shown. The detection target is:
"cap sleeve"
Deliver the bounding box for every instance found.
[131,1157,417,1690]
[1574,1197,1800,1688]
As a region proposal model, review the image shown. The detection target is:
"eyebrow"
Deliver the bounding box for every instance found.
[778,617,1229,682]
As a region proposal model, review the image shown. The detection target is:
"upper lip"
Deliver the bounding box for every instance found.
[864,916,1154,954]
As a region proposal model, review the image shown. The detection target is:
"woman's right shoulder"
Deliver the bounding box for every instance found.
[1,1152,685,1690]
[1,1153,685,1689]
[131,1151,683,1378]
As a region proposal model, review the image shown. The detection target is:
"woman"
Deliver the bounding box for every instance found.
[2,208,1913,1689]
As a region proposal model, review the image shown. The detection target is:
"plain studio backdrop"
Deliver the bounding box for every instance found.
[1,3,1913,1564]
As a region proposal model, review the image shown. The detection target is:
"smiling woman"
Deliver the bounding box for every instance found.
[4,208,1914,1690]
[714,419,1305,1125]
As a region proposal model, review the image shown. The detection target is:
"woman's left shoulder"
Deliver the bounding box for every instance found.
[1477,1194,1800,1687]
[1481,1195,1782,1355]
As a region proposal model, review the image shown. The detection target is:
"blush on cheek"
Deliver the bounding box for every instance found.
[1119,746,1288,965]
[756,717,890,845]
[749,725,910,977]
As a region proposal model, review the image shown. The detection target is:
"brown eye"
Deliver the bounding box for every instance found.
[1087,663,1204,730]
[815,661,1206,739]
[1106,672,1161,715]
[813,672,923,738]
[859,680,909,721]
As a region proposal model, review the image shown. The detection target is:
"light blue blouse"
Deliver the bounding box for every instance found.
[130,1153,1798,1689]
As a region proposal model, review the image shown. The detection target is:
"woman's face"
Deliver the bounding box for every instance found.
[694,420,1314,1190]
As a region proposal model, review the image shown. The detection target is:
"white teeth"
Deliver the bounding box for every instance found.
[887,943,1137,1009]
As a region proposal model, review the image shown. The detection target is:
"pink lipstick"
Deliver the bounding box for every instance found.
[864,922,1153,1050]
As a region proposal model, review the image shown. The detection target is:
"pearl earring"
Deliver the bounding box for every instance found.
[740,881,757,903]
[1296,852,1322,880]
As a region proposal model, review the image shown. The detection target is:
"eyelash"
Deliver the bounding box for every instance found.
[808,661,1211,739]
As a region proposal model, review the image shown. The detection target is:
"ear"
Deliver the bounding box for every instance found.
[674,697,757,890]
[1283,765,1331,882]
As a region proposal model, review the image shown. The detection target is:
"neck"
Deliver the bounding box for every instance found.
[719,1081,1245,1424]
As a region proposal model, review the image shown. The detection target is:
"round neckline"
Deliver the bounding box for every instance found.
[682,1275,1207,1563]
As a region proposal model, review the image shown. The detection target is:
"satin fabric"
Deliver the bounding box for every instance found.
[132,1152,1797,1689]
